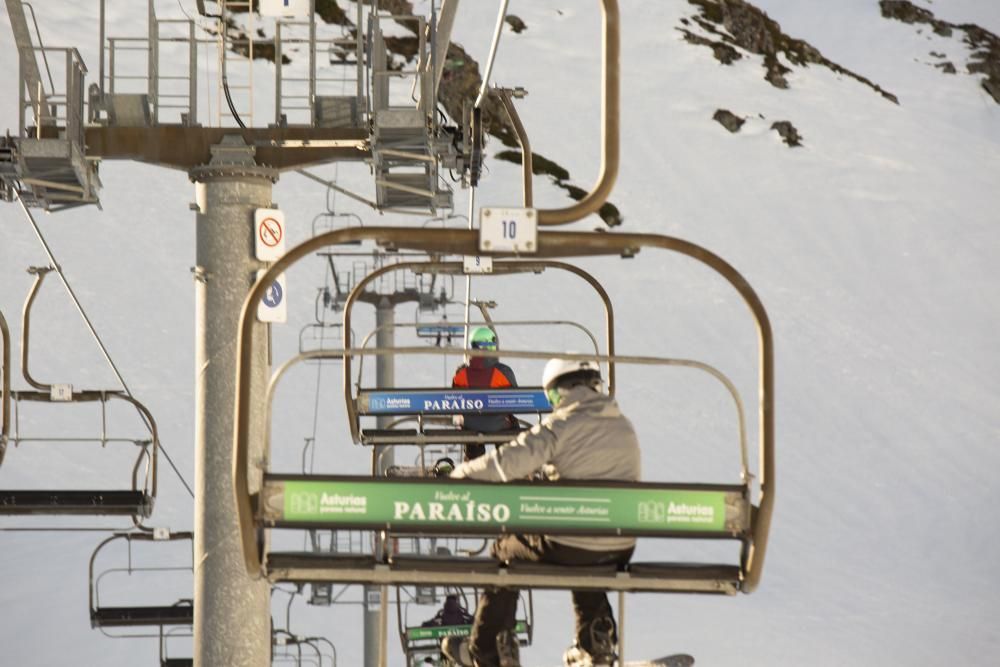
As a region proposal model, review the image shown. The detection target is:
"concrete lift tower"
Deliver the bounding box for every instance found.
[0,1,467,664]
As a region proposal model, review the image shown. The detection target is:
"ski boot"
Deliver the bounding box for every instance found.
[563,616,617,666]
[442,631,521,667]
[441,637,474,667]
[496,629,521,667]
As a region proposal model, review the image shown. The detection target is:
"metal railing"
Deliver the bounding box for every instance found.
[275,1,365,128]
[103,0,197,126]
[19,46,87,142]
[370,14,431,116]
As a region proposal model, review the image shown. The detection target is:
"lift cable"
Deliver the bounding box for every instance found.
[461,0,511,346]
[0,526,137,532]
[304,62,352,478]
[13,194,195,499]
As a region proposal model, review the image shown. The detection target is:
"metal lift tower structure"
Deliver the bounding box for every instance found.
[0,1,466,665]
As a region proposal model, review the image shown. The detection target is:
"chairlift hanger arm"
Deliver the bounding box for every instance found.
[535,0,619,226]
[493,87,532,208]
[1,309,10,464]
[21,265,55,390]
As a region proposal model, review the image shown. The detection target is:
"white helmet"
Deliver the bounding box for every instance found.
[542,357,601,391]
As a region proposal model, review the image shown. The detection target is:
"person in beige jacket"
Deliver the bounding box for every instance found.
[442,357,642,667]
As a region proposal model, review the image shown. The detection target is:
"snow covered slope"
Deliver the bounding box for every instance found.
[1,1,999,665]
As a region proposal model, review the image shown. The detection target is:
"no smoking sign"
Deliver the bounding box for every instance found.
[255,208,286,261]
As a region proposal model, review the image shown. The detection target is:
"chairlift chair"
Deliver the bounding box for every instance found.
[398,586,532,667]
[233,228,773,601]
[272,627,338,667]
[158,624,194,667]
[230,228,773,667]
[157,614,194,665]
[415,301,465,347]
[0,270,159,518]
[88,531,194,634]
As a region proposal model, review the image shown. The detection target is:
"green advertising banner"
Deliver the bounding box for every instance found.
[274,480,731,533]
[406,621,527,641]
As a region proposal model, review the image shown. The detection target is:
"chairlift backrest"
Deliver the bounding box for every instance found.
[356,388,551,417]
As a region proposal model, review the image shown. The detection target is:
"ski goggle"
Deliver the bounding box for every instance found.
[546,387,561,407]
[471,340,497,350]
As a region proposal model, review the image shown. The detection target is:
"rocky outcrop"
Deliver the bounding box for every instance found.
[879,1,952,36]
[880,0,1000,105]
[681,0,899,104]
[505,15,527,34]
[770,120,802,147]
[713,109,745,133]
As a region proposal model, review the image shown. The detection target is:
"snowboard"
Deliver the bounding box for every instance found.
[623,654,695,667]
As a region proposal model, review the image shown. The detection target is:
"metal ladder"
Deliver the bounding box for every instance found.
[369,7,452,212]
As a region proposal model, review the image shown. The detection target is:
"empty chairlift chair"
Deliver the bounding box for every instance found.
[0,270,159,518]
[88,531,194,632]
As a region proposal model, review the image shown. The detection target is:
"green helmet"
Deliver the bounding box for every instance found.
[470,326,498,350]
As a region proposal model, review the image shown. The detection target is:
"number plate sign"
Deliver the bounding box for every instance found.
[260,0,310,17]
[463,255,494,274]
[478,207,537,253]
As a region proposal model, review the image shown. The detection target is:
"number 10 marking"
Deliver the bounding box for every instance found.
[501,220,517,239]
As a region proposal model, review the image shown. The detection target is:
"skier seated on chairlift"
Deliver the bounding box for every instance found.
[421,593,475,628]
[441,357,641,667]
[451,326,519,461]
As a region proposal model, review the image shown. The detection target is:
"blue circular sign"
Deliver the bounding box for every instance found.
[263,281,284,308]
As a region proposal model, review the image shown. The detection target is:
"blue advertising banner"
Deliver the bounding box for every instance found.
[358,389,551,415]
[416,324,466,338]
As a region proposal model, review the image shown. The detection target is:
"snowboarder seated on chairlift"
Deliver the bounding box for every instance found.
[441,357,641,667]
[451,326,519,461]
[422,594,475,628]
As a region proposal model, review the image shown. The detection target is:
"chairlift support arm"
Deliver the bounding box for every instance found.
[21,265,55,390]
[0,309,10,464]
[536,0,619,226]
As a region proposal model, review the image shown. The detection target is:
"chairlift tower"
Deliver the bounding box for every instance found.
[0,1,470,666]
[316,241,453,666]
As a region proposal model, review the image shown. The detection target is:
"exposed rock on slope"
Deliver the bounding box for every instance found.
[713,109,745,133]
[770,120,802,147]
[880,0,1000,104]
[680,0,899,104]
[505,15,527,34]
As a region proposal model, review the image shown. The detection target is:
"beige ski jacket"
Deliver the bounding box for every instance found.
[451,385,642,551]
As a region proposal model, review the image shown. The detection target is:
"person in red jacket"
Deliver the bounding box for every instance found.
[452,327,518,460]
